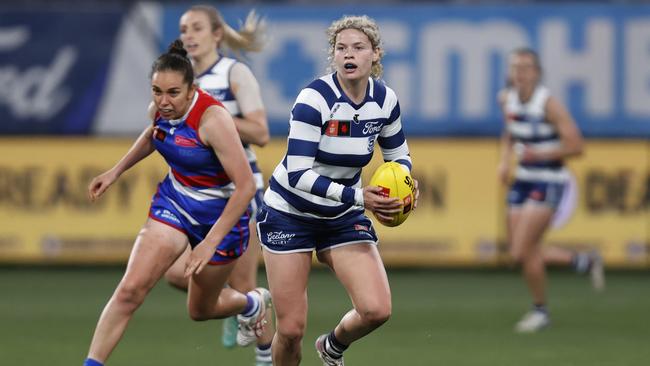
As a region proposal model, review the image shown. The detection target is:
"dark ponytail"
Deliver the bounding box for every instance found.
[150,39,194,86]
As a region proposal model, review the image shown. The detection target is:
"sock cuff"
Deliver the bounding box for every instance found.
[83,358,104,366]
[241,293,259,317]
[327,330,349,353]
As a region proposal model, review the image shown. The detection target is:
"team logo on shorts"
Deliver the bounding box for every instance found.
[266,231,296,245]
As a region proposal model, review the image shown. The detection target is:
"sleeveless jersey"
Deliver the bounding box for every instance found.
[196,56,264,190]
[504,85,568,183]
[152,89,237,207]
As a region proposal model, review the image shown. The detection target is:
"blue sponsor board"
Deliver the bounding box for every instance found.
[0,10,123,134]
[163,4,650,138]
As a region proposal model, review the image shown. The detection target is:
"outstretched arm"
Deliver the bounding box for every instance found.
[88,103,157,201]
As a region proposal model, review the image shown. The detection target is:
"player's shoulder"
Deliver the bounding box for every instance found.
[372,78,397,108]
[296,74,337,107]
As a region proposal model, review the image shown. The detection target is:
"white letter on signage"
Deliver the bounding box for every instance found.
[625,20,650,116]
[420,21,529,120]
[541,19,614,116]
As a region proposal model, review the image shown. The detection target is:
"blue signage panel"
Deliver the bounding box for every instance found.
[163,4,650,138]
[0,11,123,134]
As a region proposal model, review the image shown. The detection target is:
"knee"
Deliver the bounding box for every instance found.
[276,318,306,346]
[509,248,524,264]
[188,304,213,322]
[358,302,392,328]
[114,282,147,311]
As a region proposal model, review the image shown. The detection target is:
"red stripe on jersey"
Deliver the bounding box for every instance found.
[172,168,231,188]
[185,89,224,131]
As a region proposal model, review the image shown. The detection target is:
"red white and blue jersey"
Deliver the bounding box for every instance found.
[264,72,412,219]
[149,89,250,261]
[505,85,568,183]
[153,89,237,199]
[196,56,264,191]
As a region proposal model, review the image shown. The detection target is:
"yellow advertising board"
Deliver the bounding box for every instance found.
[0,138,647,267]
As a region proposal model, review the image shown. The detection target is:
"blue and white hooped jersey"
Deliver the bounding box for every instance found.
[264,72,412,219]
[505,85,568,183]
[196,56,264,190]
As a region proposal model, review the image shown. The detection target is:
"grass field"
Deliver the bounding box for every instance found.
[1,267,648,366]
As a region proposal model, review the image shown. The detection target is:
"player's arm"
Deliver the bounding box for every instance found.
[519,96,584,163]
[230,62,270,147]
[377,96,412,172]
[185,105,256,276]
[284,89,364,206]
[88,102,157,201]
[375,93,416,215]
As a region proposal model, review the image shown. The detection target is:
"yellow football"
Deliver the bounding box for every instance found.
[368,162,415,227]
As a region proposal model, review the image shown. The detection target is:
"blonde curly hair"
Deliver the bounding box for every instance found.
[326,15,384,79]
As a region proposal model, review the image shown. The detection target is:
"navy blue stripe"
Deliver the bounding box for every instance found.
[311,176,331,196]
[287,138,319,157]
[332,171,361,186]
[511,115,545,123]
[514,135,560,143]
[341,187,356,204]
[378,130,406,149]
[250,162,260,174]
[307,79,338,109]
[292,103,322,127]
[287,169,308,187]
[521,161,563,169]
[315,150,373,168]
[372,79,387,107]
[387,101,401,124]
[269,177,353,217]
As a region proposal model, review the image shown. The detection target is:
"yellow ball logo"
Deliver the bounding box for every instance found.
[369,162,415,227]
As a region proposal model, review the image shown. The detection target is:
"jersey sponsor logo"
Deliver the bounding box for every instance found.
[325,120,351,137]
[155,209,180,224]
[153,127,166,142]
[266,231,296,245]
[362,121,382,135]
[174,135,198,147]
[353,113,360,124]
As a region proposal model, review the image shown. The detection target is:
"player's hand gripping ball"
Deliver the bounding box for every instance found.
[369,162,416,227]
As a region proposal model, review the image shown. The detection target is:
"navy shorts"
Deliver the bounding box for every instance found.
[507,179,566,210]
[256,204,378,253]
[148,185,250,264]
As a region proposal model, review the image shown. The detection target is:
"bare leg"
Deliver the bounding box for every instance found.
[164,245,191,291]
[317,243,391,345]
[187,260,248,320]
[263,249,312,366]
[86,220,188,363]
[164,220,260,293]
[228,218,260,293]
[509,204,554,306]
[543,246,574,266]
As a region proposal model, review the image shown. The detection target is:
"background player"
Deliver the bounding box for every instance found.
[497,48,605,333]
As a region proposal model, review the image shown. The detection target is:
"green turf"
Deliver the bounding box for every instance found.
[0,267,648,365]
